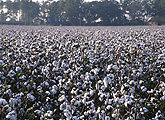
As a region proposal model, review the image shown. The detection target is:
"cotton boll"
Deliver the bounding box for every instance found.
[27,93,36,102]
[112,65,119,70]
[160,96,165,101]
[147,89,154,94]
[15,66,21,72]
[3,104,12,112]
[60,103,66,111]
[84,111,88,116]
[51,85,58,94]
[105,116,110,120]
[103,77,109,87]
[8,70,16,77]
[0,60,5,66]
[9,98,18,107]
[34,110,44,115]
[107,65,112,71]
[112,113,117,118]
[141,86,147,92]
[58,95,66,102]
[6,110,17,120]
[106,105,113,111]
[64,109,72,120]
[45,91,51,96]
[0,98,8,106]
[73,116,78,120]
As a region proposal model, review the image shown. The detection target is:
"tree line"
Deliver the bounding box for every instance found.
[0,0,164,26]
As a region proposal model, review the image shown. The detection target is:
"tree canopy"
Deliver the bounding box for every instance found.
[0,0,164,25]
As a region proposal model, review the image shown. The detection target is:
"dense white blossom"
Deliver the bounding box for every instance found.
[0,26,164,120]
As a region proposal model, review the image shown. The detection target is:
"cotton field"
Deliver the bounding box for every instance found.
[0,25,164,120]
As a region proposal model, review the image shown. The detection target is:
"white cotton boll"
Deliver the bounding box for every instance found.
[51,85,58,94]
[0,98,8,106]
[141,86,147,92]
[150,97,156,103]
[93,68,99,75]
[8,70,16,77]
[112,113,117,118]
[89,90,94,96]
[44,81,49,87]
[124,101,132,107]
[139,98,144,103]
[108,74,114,80]
[84,111,88,116]
[163,90,165,96]
[22,60,28,65]
[6,110,17,120]
[139,67,143,73]
[47,110,53,117]
[112,65,119,70]
[74,100,78,106]
[66,105,71,111]
[20,75,26,80]
[73,116,78,120]
[139,80,144,85]
[107,65,112,71]
[105,116,110,120]
[34,110,43,115]
[71,98,76,104]
[64,110,72,120]
[8,53,12,57]
[45,91,51,96]
[0,60,5,66]
[80,115,84,119]
[147,89,154,94]
[143,107,148,113]
[60,104,66,111]
[130,80,136,86]
[103,77,109,87]
[106,105,111,110]
[9,98,18,107]
[4,105,12,112]
[27,93,36,102]
[101,85,106,91]
[121,53,125,57]
[82,98,86,104]
[58,95,66,102]
[160,96,165,101]
[84,92,89,98]
[15,67,21,72]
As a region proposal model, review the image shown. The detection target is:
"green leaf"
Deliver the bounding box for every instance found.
[83,57,89,61]
[18,72,22,76]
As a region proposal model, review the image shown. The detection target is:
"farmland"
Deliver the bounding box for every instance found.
[0,25,164,120]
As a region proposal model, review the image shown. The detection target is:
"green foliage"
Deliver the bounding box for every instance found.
[83,57,89,61]
[0,0,165,25]
[151,0,165,25]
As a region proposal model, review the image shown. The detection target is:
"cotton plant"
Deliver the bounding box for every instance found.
[0,26,164,119]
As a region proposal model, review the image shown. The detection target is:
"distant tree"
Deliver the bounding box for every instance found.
[64,0,83,25]
[120,0,153,25]
[83,1,99,25]
[48,1,60,25]
[97,0,124,25]
[20,0,40,25]
[5,0,20,21]
[152,0,165,25]
[0,1,7,21]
